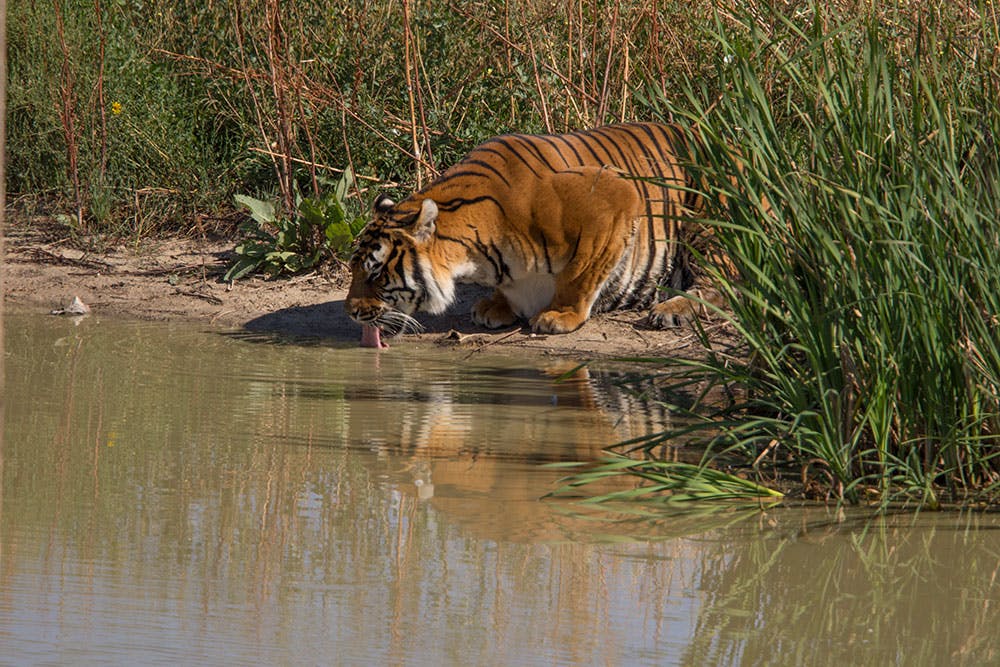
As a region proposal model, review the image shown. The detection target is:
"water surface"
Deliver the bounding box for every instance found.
[3,314,999,665]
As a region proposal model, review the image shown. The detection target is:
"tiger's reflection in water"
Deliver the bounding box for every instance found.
[344,360,686,540]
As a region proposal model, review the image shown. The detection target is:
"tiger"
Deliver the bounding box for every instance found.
[345,122,729,347]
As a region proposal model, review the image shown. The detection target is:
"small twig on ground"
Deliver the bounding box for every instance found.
[462,328,525,359]
[174,289,224,305]
[28,247,114,271]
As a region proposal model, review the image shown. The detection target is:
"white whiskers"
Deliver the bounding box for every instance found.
[376,309,425,336]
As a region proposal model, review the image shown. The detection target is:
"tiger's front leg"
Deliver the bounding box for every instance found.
[472,290,518,328]
[530,247,626,333]
[530,240,626,334]
[529,168,637,334]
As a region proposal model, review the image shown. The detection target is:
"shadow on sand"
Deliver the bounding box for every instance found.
[242,285,497,344]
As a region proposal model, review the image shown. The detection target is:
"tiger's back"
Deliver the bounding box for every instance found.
[347,122,724,339]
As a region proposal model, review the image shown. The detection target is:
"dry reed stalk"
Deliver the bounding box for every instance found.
[228,0,314,217]
[287,55,440,176]
[294,83,321,200]
[449,2,599,107]
[0,0,5,389]
[514,1,554,131]
[231,1,282,207]
[264,0,295,214]
[52,0,83,228]
[340,107,367,205]
[620,38,630,122]
[411,25,436,176]
[527,36,553,132]
[93,0,107,182]
[248,147,388,185]
[566,0,586,120]
[505,1,515,125]
[402,0,423,187]
[596,4,620,123]
[286,3,320,198]
[152,48,255,81]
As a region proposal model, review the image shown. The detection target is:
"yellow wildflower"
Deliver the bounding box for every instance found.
[111,101,122,115]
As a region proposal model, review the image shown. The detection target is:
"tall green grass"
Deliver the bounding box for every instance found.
[570,5,1000,508]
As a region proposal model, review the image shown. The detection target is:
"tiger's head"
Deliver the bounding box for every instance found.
[345,194,454,336]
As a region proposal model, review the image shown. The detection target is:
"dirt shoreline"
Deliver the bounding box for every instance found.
[3,224,737,359]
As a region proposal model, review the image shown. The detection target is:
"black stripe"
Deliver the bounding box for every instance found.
[628,122,678,172]
[550,134,587,166]
[612,125,680,255]
[540,232,552,273]
[475,146,512,164]
[411,251,429,312]
[509,134,561,174]
[484,137,541,178]
[435,195,505,214]
[645,122,697,220]
[385,211,419,227]
[436,233,479,256]
[475,229,511,283]
[436,168,498,183]
[614,124,668,176]
[436,231,510,283]
[591,126,645,175]
[535,134,576,168]
[567,232,582,265]
[383,240,404,267]
[645,124,699,262]
[460,159,512,187]
[571,131,611,165]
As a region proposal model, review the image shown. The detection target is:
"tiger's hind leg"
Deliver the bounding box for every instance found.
[472,290,518,329]
[647,244,732,328]
[646,287,726,328]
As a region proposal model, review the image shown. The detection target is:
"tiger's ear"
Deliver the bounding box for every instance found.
[413,198,438,242]
[373,194,395,215]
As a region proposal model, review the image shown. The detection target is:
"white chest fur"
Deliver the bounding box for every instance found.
[499,273,557,319]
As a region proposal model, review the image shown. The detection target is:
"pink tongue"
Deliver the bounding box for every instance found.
[360,324,387,349]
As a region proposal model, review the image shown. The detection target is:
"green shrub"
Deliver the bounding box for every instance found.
[225,170,365,281]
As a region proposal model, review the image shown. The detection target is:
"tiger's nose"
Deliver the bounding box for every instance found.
[345,297,364,322]
[345,297,385,324]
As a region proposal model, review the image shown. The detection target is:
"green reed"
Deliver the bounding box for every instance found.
[548,456,784,504]
[573,5,1000,507]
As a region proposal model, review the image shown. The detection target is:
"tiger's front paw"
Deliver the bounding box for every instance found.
[472,292,518,329]
[529,309,586,334]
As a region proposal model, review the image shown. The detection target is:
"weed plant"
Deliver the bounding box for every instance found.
[566,4,1000,508]
[8,0,715,237]
[224,170,365,281]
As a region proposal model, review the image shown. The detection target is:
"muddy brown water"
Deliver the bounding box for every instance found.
[3,314,999,665]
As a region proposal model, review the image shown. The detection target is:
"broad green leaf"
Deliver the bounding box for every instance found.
[234,194,276,224]
[335,167,354,202]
